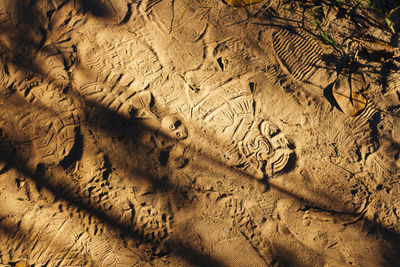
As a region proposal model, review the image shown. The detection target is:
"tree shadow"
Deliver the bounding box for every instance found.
[0,98,229,265]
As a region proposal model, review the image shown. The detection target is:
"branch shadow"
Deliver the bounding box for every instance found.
[0,101,228,266]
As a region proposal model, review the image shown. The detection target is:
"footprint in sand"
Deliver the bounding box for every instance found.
[277,198,393,266]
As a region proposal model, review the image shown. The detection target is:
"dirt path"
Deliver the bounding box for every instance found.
[0,0,400,266]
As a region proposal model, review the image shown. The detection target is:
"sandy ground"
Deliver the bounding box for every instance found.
[0,0,400,266]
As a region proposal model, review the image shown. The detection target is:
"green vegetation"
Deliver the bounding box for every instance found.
[385,4,400,33]
[179,0,399,50]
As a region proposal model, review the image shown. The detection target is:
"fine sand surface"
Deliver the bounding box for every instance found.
[0,0,400,266]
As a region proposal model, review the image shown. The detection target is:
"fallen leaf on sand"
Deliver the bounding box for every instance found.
[223,0,263,7]
[14,261,28,267]
[332,72,367,116]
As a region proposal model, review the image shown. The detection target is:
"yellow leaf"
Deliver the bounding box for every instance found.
[358,38,395,52]
[15,261,28,267]
[223,0,263,7]
[332,72,367,116]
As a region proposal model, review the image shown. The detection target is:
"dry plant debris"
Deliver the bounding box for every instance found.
[333,71,368,116]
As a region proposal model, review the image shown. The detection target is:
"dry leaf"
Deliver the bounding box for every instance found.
[14,261,28,267]
[356,38,397,60]
[358,38,395,51]
[223,0,263,7]
[332,72,367,116]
